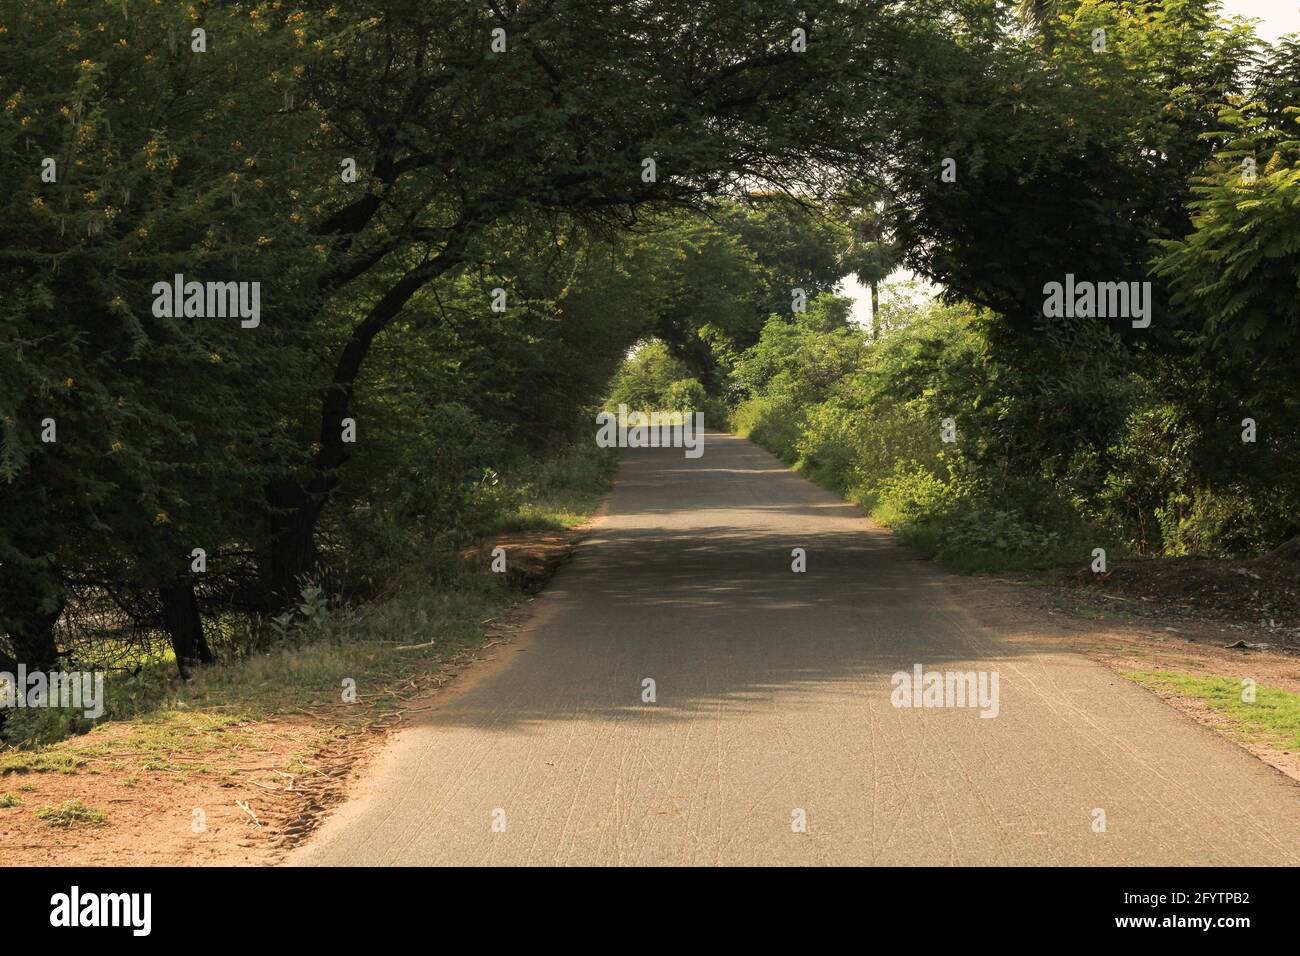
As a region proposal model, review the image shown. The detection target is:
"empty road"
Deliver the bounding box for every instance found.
[292,433,1300,865]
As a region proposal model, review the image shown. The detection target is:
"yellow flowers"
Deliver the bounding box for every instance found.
[152,512,168,525]
[210,352,222,364]
[256,235,272,246]
[65,378,75,388]
[4,91,20,111]
[84,190,97,203]
[31,197,44,209]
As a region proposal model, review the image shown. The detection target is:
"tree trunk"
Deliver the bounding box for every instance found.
[0,600,62,736]
[268,477,326,609]
[159,582,212,678]
[0,589,63,672]
[870,280,880,339]
[265,238,471,613]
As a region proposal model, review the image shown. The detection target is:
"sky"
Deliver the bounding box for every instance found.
[1220,0,1300,42]
[839,1,1300,328]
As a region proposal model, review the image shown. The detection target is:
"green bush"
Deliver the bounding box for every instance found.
[731,395,806,463]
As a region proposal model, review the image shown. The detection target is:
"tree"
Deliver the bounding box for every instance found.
[842,200,901,339]
[259,0,941,600]
[0,0,324,672]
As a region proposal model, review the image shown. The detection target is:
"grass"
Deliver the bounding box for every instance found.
[0,438,617,776]
[1124,671,1300,752]
[0,578,515,776]
[0,792,21,807]
[35,798,107,828]
[0,751,87,775]
[490,444,617,533]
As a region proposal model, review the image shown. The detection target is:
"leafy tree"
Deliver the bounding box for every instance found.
[259,0,938,599]
[0,0,324,671]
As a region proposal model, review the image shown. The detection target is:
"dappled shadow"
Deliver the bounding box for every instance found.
[412,438,1078,733]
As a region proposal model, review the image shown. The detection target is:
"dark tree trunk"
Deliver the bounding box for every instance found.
[0,594,63,672]
[870,280,880,340]
[0,599,62,735]
[268,477,326,609]
[265,235,472,613]
[159,582,212,678]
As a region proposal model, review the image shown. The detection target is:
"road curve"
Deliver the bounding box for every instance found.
[290,433,1300,866]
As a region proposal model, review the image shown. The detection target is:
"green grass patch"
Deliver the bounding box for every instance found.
[0,751,88,775]
[1124,671,1300,752]
[35,798,107,828]
[490,443,617,533]
[0,792,21,807]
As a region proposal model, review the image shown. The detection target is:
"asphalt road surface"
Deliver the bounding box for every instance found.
[291,433,1300,866]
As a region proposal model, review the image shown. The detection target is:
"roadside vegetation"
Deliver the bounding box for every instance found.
[0,441,612,755]
[1125,672,1300,754]
[3,1,1298,786]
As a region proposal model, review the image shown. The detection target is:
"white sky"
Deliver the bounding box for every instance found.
[1220,0,1300,42]
[840,0,1300,329]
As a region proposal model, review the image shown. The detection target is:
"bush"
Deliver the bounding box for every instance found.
[731,395,806,463]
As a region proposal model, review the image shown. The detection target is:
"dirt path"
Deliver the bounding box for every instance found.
[277,432,1299,865]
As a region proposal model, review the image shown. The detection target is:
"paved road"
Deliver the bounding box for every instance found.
[292,433,1300,866]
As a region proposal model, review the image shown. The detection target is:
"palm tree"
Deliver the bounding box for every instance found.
[1016,0,1071,32]
[844,203,900,340]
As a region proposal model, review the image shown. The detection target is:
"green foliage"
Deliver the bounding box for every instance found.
[4,0,1298,700]
[607,342,700,409]
[1154,89,1300,362]
[736,296,1132,570]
